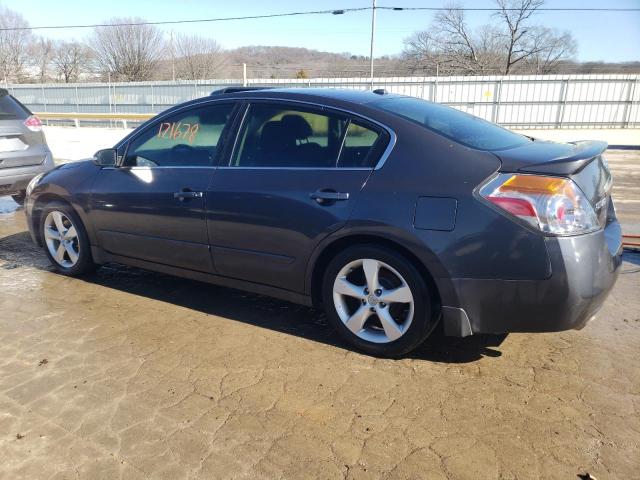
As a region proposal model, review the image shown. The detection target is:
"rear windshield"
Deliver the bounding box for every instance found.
[371,96,530,151]
[0,93,30,120]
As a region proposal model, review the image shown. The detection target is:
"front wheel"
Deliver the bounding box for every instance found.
[39,202,96,276]
[322,245,436,357]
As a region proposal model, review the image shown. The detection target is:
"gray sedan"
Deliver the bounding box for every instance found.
[24,88,622,357]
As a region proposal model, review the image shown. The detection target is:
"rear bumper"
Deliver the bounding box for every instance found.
[0,152,54,195]
[443,222,623,336]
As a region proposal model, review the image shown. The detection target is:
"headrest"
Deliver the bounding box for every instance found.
[261,121,295,153]
[281,114,313,140]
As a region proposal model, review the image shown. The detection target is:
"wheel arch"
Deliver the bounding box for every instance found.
[308,233,443,315]
[31,194,80,247]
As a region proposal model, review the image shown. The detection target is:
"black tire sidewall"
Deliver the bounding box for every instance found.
[322,244,434,357]
[40,202,94,276]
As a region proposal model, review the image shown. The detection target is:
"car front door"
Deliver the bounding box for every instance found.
[91,101,237,273]
[206,101,390,292]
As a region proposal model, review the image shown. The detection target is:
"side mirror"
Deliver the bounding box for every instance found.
[93,148,117,167]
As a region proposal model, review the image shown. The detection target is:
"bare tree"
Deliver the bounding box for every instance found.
[30,38,55,82]
[524,27,577,74]
[403,31,439,73]
[0,6,32,83]
[403,0,577,75]
[89,18,165,81]
[494,0,544,74]
[403,5,502,74]
[52,41,91,83]
[173,34,226,80]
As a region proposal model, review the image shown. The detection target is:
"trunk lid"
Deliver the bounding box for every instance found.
[0,120,48,169]
[495,139,613,228]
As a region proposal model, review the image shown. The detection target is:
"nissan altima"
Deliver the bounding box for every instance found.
[24,88,622,357]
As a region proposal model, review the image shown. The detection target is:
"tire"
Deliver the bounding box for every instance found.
[322,244,436,357]
[11,192,25,206]
[39,201,96,276]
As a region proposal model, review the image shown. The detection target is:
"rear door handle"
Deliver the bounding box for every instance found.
[310,190,350,204]
[174,190,203,200]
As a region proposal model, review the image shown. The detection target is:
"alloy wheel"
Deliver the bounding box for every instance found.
[332,258,414,344]
[44,211,80,268]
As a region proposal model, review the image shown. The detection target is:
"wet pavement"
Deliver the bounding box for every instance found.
[0,151,639,479]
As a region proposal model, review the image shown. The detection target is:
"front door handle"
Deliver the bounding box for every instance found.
[174,189,203,201]
[310,190,350,205]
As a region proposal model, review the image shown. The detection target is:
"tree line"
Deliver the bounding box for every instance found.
[1,0,638,84]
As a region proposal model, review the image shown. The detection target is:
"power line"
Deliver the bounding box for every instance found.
[379,6,640,12]
[1,5,639,32]
[0,8,369,31]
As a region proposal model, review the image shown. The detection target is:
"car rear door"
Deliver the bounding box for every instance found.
[206,100,391,292]
[90,101,238,273]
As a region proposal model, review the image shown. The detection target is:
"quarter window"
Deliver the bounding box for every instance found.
[371,96,530,151]
[230,103,383,168]
[124,103,235,167]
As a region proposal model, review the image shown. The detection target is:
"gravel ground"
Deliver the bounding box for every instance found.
[0,149,638,479]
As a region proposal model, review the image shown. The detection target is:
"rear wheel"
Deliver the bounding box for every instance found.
[11,192,25,206]
[39,202,96,276]
[322,245,436,357]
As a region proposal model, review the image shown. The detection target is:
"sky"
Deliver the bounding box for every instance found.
[1,0,639,62]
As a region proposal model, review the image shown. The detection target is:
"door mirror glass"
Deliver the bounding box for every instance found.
[93,148,117,167]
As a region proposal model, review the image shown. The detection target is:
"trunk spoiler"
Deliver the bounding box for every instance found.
[517,140,608,175]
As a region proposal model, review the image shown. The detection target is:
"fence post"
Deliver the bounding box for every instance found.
[556,79,569,128]
[492,79,503,123]
[41,85,48,126]
[622,78,637,128]
[433,77,438,103]
[151,84,155,113]
[75,85,80,126]
[242,63,247,87]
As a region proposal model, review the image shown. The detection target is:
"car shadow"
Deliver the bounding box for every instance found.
[0,230,506,363]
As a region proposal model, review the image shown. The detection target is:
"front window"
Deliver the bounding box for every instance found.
[124,103,235,167]
[230,103,383,168]
[371,96,530,151]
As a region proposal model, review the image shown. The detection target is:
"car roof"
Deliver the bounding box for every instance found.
[219,87,396,105]
[165,88,401,116]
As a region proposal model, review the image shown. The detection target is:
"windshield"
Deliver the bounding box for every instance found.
[371,96,530,151]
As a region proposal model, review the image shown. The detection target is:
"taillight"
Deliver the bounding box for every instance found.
[479,173,600,235]
[24,115,43,132]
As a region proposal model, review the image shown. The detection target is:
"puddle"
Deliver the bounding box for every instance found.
[0,196,19,214]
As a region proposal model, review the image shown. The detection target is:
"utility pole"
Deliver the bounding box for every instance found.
[369,0,376,89]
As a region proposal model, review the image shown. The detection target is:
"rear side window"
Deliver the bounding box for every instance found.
[230,103,383,168]
[0,93,30,120]
[371,96,529,151]
[124,103,235,167]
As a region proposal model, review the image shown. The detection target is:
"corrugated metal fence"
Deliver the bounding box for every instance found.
[6,74,640,129]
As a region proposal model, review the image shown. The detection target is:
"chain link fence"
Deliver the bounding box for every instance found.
[5,74,639,129]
